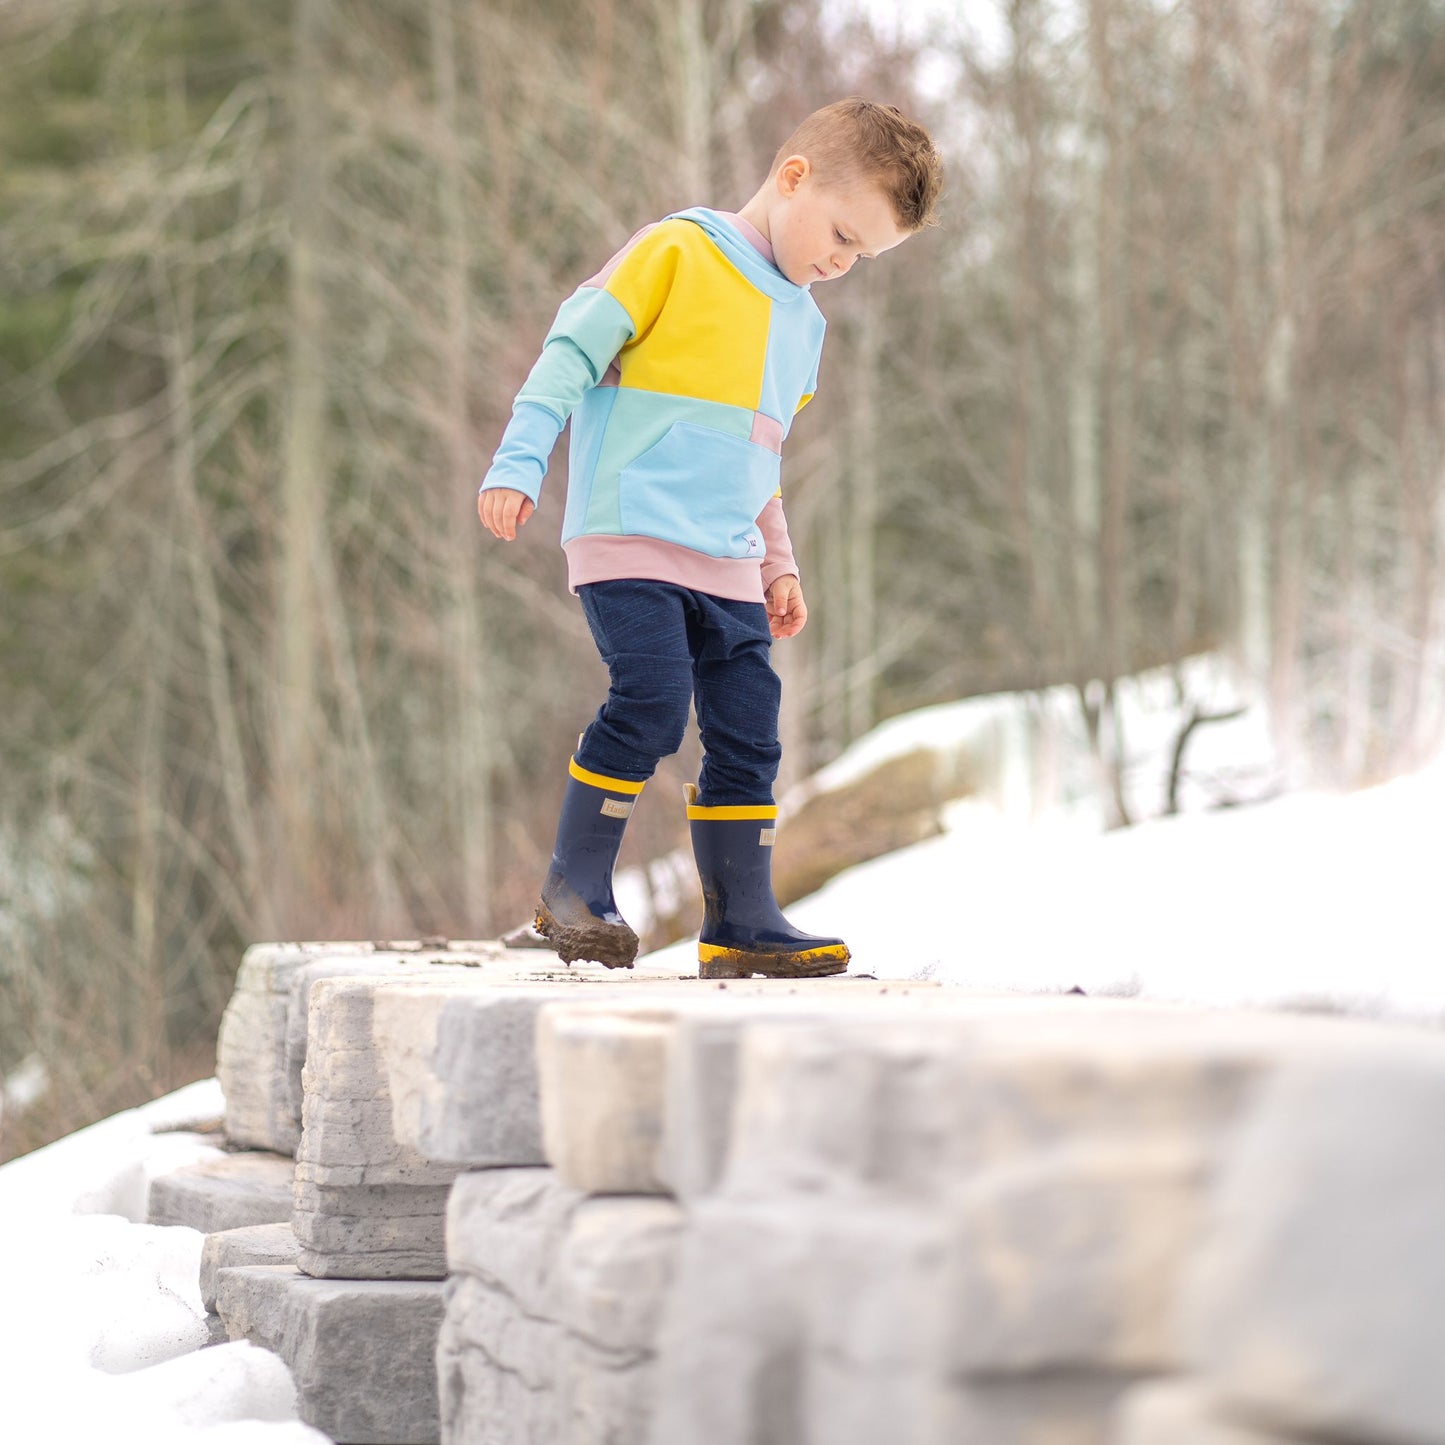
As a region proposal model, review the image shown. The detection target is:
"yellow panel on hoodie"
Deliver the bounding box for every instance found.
[604,220,771,412]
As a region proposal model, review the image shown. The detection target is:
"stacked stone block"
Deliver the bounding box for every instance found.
[330,971,757,1278]
[216,940,514,1157]
[175,936,1445,1445]
[205,942,634,1442]
[216,1264,447,1445]
[1114,1040,1445,1445]
[374,979,633,1170]
[438,1169,685,1445]
[638,1005,1401,1445]
[432,980,939,1445]
[215,941,347,1155]
[148,1150,296,1233]
[201,1222,301,1312]
[209,950,705,1443]
[292,972,482,1279]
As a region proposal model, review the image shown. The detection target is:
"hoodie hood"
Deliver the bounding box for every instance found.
[665,206,811,303]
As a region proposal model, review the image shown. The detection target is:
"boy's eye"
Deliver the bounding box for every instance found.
[834,229,849,245]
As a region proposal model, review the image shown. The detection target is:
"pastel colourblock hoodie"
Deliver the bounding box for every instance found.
[480,208,826,603]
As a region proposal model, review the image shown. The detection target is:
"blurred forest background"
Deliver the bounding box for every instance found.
[2,0,1443,1158]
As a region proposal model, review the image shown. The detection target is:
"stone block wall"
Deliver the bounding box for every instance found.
[152,939,1445,1445]
[438,1168,685,1445]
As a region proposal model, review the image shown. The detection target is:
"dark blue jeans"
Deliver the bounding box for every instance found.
[575,580,781,806]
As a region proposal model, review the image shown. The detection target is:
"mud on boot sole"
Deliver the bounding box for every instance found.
[535,902,638,969]
[697,942,850,980]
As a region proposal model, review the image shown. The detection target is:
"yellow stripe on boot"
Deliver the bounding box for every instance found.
[569,757,647,795]
[682,782,776,821]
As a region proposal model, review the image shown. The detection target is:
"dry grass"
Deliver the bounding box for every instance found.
[0,1034,217,1166]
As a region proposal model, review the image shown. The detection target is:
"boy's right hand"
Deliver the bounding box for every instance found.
[478,487,535,541]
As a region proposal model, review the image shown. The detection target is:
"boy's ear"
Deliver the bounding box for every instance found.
[775,154,810,197]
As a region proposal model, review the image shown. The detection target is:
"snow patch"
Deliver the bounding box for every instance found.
[0,1078,225,1222]
[648,755,1445,1025]
[0,1078,327,1445]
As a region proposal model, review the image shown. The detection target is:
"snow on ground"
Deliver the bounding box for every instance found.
[0,1079,329,1444]
[788,654,1279,821]
[644,672,1445,1027]
[805,771,1444,1021]
[620,655,1284,940]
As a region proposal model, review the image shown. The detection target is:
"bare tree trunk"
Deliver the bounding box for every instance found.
[1004,0,1056,676]
[1095,5,1134,699]
[1070,0,1132,827]
[1334,458,1372,782]
[844,280,884,742]
[1070,5,1105,673]
[313,536,409,928]
[150,190,273,939]
[1267,6,1333,775]
[1227,3,1284,764]
[815,434,849,760]
[273,0,329,929]
[1233,0,1331,779]
[429,0,495,931]
[1392,325,1440,772]
[662,0,712,199]
[715,0,762,202]
[1418,308,1445,761]
[132,506,173,1068]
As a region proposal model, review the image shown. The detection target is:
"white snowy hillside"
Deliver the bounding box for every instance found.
[0,1079,329,1445]
[642,657,1445,1027]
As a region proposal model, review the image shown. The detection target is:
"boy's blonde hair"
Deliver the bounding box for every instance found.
[771,97,943,232]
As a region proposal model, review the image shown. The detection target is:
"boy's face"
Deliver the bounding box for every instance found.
[768,156,911,287]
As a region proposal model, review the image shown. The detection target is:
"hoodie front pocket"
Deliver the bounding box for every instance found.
[618,421,781,560]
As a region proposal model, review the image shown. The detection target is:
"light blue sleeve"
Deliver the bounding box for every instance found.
[479,287,637,502]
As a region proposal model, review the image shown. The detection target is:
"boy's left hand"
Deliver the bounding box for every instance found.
[765,574,807,639]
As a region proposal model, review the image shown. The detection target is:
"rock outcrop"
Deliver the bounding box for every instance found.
[146,936,1445,1445]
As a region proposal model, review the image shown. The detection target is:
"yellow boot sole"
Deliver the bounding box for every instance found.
[697,941,850,980]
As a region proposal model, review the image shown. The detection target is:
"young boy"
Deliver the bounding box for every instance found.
[479,98,943,978]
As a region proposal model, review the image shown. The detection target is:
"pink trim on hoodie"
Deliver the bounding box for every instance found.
[720,211,775,266]
[582,222,662,289]
[566,496,798,604]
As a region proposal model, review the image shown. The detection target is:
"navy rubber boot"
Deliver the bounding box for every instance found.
[685,784,849,979]
[535,760,644,969]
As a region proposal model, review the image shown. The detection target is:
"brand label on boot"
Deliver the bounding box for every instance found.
[758,827,777,846]
[601,798,634,819]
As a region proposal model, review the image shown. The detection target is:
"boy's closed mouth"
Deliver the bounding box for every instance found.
[812,264,826,279]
